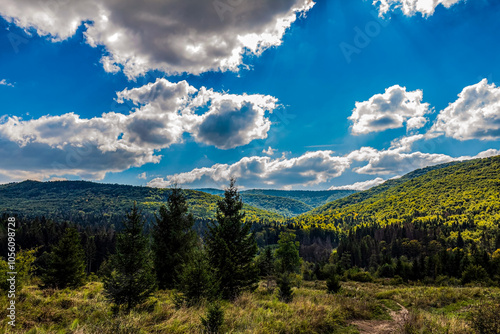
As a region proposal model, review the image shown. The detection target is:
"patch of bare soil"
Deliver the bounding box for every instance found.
[351,303,408,334]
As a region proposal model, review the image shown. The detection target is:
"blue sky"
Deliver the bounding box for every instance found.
[0,0,499,190]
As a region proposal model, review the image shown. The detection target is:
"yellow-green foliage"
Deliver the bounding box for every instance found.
[295,156,500,237]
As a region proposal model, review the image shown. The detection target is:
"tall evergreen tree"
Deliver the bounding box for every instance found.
[152,186,196,289]
[205,178,258,300]
[259,247,275,291]
[178,246,217,306]
[275,231,301,274]
[103,203,157,311]
[275,231,301,302]
[41,227,86,289]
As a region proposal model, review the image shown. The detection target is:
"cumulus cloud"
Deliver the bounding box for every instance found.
[262,146,276,156]
[429,79,500,141]
[0,79,14,87]
[0,0,314,77]
[147,151,351,189]
[329,177,386,191]
[375,0,463,17]
[349,85,430,135]
[0,78,278,180]
[348,135,500,176]
[349,147,454,175]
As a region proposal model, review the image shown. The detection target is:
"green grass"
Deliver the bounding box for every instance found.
[0,281,497,333]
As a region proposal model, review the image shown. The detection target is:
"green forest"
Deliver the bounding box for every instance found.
[1,156,500,333]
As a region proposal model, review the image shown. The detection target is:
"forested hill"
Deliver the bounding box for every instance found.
[241,189,357,208]
[194,188,357,217]
[295,156,500,235]
[0,180,282,225]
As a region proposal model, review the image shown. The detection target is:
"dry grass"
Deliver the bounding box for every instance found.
[0,281,497,333]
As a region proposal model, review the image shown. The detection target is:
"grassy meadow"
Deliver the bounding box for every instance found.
[1,279,497,334]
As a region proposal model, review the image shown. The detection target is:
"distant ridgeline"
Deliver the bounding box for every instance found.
[195,188,357,217]
[0,181,282,226]
[294,155,500,241]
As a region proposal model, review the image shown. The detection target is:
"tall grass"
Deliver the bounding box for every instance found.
[0,281,497,333]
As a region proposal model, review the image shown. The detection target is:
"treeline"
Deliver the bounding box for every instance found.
[331,221,500,285]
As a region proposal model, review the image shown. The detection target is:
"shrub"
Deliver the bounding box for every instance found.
[468,301,500,334]
[277,273,294,302]
[348,271,373,282]
[201,302,224,334]
[326,273,341,294]
[462,264,489,285]
[378,263,395,278]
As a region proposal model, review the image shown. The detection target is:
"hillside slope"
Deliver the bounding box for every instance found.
[242,189,357,208]
[0,181,283,224]
[194,188,357,217]
[295,156,500,234]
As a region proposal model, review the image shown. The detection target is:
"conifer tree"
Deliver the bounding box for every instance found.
[275,231,301,274]
[178,247,217,306]
[259,247,275,290]
[41,227,86,289]
[152,186,196,289]
[205,178,258,300]
[275,231,301,302]
[103,203,157,311]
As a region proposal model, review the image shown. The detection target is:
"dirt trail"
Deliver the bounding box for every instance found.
[351,303,408,334]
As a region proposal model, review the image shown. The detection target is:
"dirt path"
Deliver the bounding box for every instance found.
[351,303,408,334]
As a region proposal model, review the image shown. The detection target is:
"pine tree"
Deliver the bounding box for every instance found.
[178,247,217,306]
[41,227,86,289]
[275,231,301,302]
[205,178,258,300]
[259,247,275,291]
[103,203,157,311]
[275,231,301,274]
[152,186,196,289]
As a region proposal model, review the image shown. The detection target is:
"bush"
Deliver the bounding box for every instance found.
[326,273,341,294]
[468,301,500,334]
[201,302,224,334]
[348,270,373,283]
[277,274,294,302]
[378,263,395,278]
[462,264,489,285]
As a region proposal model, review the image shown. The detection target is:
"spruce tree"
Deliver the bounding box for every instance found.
[205,178,258,300]
[275,231,301,274]
[275,231,301,302]
[41,227,86,289]
[152,186,196,289]
[178,247,217,306]
[259,247,275,291]
[103,203,157,311]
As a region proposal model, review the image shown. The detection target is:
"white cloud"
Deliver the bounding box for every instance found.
[0,0,314,78]
[0,79,14,87]
[430,79,500,141]
[349,85,430,135]
[148,151,351,189]
[0,78,278,180]
[348,136,500,176]
[138,172,147,180]
[350,147,455,175]
[375,0,463,17]
[329,177,386,191]
[262,146,276,156]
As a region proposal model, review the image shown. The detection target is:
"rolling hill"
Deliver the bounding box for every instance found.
[194,188,357,217]
[295,156,500,237]
[0,180,283,225]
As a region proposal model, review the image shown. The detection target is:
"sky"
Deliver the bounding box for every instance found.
[0,0,499,190]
